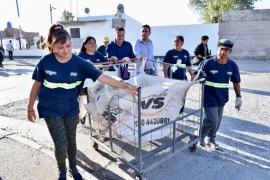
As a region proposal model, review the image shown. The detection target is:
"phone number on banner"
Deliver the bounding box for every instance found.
[135,118,170,127]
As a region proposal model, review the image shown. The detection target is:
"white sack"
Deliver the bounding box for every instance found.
[84,73,194,143]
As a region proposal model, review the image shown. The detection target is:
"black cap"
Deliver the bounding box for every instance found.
[217,39,234,50]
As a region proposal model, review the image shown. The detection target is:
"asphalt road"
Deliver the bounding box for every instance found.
[0,58,269,180]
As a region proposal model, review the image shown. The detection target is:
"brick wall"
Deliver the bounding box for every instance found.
[219,9,270,60]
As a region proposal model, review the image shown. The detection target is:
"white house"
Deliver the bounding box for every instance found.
[11,4,220,58]
[58,4,219,57]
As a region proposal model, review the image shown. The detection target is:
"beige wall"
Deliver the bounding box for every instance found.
[219,9,270,60]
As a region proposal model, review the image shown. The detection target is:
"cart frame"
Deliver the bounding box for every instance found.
[85,59,204,179]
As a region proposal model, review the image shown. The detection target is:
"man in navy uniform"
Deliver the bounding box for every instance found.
[106,27,136,80]
[197,39,242,150]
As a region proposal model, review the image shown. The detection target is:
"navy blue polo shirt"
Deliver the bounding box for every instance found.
[32,53,102,118]
[163,49,191,80]
[197,57,241,107]
[106,40,136,60]
[77,51,108,63]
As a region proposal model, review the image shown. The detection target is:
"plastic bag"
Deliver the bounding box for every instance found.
[121,64,130,80]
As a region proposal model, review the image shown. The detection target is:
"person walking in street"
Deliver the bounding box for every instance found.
[0,45,5,68]
[27,24,137,180]
[6,40,14,60]
[97,36,110,57]
[197,39,242,150]
[133,24,157,75]
[193,35,211,66]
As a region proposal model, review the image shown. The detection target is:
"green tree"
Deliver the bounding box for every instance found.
[189,0,261,23]
[60,10,74,21]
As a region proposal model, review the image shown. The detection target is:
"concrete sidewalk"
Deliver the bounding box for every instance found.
[0,59,270,180]
[1,115,270,180]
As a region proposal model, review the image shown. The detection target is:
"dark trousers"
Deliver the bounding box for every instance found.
[201,107,224,141]
[0,55,3,67]
[8,51,13,60]
[44,115,79,171]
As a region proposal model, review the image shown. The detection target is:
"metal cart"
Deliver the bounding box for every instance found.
[84,60,204,179]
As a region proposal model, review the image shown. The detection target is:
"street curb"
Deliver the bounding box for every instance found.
[0,117,97,179]
[0,129,54,157]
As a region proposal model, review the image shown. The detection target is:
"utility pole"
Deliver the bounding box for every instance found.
[77,1,78,20]
[70,0,73,20]
[50,4,56,24]
[15,0,22,50]
[50,4,52,24]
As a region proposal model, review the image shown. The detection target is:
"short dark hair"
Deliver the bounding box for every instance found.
[115,26,125,32]
[201,35,209,41]
[175,35,184,42]
[142,24,151,32]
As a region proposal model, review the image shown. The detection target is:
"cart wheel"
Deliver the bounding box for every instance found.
[189,144,197,152]
[93,142,98,150]
[135,174,141,180]
[135,173,146,180]
[80,116,86,125]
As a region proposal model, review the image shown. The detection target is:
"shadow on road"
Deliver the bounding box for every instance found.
[77,149,129,180]
[0,67,33,77]
[218,116,270,170]
[240,88,270,96]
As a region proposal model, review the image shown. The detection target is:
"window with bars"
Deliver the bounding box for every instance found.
[70,28,80,38]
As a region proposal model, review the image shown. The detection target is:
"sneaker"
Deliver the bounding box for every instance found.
[69,168,83,180]
[58,170,67,180]
[189,144,197,152]
[199,138,206,147]
[207,140,220,150]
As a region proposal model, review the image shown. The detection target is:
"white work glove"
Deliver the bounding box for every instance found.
[235,97,242,111]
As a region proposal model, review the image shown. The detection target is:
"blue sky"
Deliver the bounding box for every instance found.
[0,0,269,36]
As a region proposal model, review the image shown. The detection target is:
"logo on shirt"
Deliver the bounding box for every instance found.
[173,56,178,58]
[184,55,187,58]
[96,59,100,62]
[70,72,77,76]
[45,70,57,76]
[210,70,218,74]
[227,72,232,75]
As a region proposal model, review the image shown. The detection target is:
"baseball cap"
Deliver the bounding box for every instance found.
[103,36,109,42]
[217,39,234,50]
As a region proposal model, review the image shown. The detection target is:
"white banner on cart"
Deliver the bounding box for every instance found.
[84,73,194,143]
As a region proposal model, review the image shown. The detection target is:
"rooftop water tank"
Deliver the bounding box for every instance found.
[7,22,12,28]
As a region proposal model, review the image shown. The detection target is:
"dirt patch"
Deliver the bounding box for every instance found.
[0,99,29,121]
